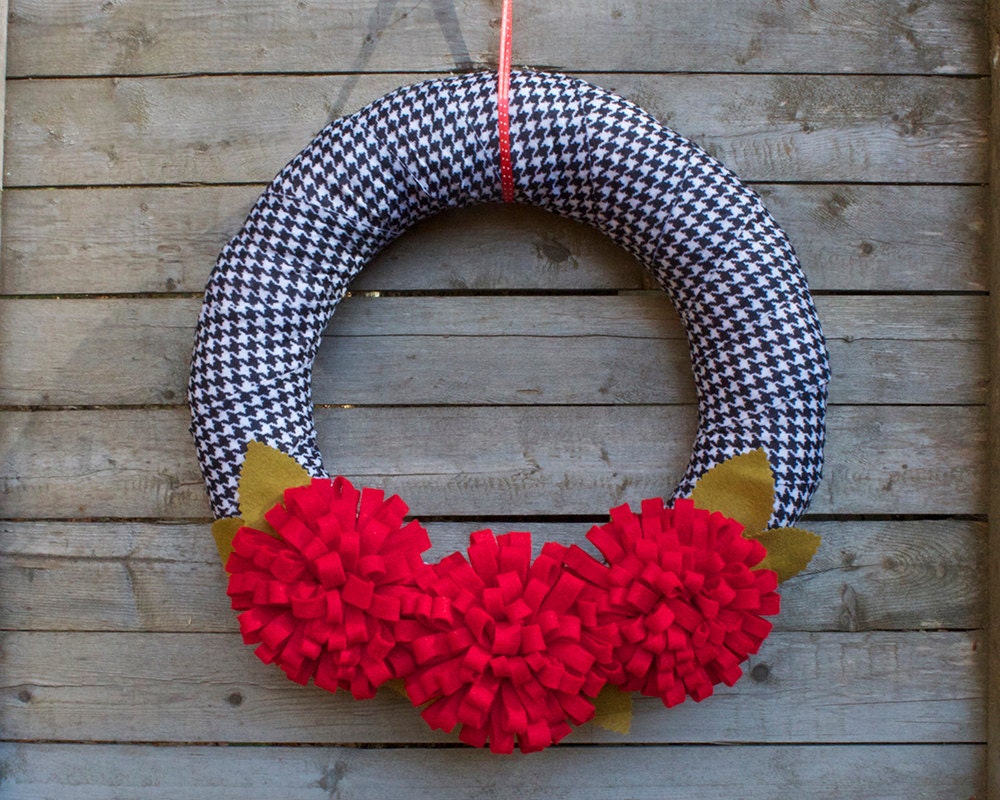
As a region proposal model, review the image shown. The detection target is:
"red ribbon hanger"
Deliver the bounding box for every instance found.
[497,0,515,202]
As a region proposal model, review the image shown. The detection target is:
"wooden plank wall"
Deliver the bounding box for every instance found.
[0,1,991,797]
[988,2,999,796]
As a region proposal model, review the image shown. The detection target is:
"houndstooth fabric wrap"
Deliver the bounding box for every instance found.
[189,70,830,527]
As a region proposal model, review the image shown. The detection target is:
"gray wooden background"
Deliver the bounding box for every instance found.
[0,1,991,797]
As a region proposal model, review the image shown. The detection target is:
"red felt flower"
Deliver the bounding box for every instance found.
[396,530,610,754]
[225,477,432,699]
[563,497,779,707]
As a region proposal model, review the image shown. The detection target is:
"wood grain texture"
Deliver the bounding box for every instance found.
[0,631,983,743]
[6,0,987,77]
[0,406,986,518]
[0,295,985,406]
[0,519,984,634]
[0,184,989,295]
[987,2,1000,796]
[0,0,7,196]
[4,74,987,186]
[0,742,985,800]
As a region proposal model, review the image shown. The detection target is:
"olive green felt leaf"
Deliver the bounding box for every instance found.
[237,440,311,535]
[591,684,632,735]
[384,678,408,699]
[691,449,774,534]
[211,516,244,565]
[750,527,822,583]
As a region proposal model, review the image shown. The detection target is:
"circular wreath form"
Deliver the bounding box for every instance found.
[189,70,830,752]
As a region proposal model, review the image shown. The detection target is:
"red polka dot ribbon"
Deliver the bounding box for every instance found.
[497,0,515,203]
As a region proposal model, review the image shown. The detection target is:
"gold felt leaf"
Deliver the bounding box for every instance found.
[384,678,408,698]
[211,516,244,565]
[381,679,412,704]
[237,440,311,534]
[752,527,822,583]
[691,449,774,534]
[591,684,632,735]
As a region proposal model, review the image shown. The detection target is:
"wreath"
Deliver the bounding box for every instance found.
[188,63,830,753]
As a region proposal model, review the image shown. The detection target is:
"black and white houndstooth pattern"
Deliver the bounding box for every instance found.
[189,70,830,527]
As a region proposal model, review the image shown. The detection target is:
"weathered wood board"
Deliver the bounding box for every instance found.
[0,631,985,742]
[2,184,989,294]
[6,74,988,185]
[0,743,985,800]
[0,0,991,797]
[5,0,988,77]
[0,295,987,406]
[2,185,989,294]
[987,3,1000,796]
[0,405,987,517]
[0,519,985,633]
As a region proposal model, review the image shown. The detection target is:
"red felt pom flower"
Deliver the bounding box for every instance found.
[563,497,779,708]
[396,530,609,754]
[225,477,432,699]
